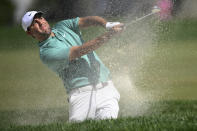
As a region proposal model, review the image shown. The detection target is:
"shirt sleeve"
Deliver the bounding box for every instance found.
[58,17,80,34]
[40,45,70,72]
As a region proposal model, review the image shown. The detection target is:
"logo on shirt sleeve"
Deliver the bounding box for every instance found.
[63,34,66,37]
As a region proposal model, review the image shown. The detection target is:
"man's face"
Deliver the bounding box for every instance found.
[27,15,51,41]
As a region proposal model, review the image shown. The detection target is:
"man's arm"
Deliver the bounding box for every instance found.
[78,16,107,28]
[69,24,124,61]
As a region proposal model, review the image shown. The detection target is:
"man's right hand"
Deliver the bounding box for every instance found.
[110,23,125,33]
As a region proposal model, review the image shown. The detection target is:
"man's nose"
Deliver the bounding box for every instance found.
[35,18,42,24]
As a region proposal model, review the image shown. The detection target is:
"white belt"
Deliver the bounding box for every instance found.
[68,81,112,95]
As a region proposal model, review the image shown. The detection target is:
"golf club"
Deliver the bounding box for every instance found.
[126,6,161,26]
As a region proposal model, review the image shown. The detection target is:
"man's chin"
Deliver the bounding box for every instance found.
[38,32,51,41]
[42,30,51,37]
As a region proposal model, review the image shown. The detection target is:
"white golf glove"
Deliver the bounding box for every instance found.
[106,22,121,30]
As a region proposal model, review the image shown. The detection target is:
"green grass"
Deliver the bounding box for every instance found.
[156,19,197,42]
[1,101,197,131]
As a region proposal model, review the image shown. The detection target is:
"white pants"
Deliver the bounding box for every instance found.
[68,81,120,122]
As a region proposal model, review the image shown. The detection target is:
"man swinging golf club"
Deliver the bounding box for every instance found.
[22,11,124,122]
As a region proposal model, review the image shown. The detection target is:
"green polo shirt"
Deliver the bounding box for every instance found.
[38,17,110,92]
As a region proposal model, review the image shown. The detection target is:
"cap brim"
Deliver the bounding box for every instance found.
[33,11,44,19]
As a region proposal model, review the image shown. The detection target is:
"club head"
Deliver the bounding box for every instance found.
[152,6,161,13]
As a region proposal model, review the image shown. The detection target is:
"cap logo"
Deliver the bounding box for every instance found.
[28,13,32,16]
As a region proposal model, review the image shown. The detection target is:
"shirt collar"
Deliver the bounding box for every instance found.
[38,28,57,47]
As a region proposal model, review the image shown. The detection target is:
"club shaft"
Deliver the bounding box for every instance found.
[126,12,157,26]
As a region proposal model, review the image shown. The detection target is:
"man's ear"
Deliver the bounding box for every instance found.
[26,31,35,39]
[26,31,31,36]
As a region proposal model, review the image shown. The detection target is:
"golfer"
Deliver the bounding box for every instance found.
[22,11,124,122]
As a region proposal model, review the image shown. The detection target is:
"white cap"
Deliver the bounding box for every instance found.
[21,11,43,31]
